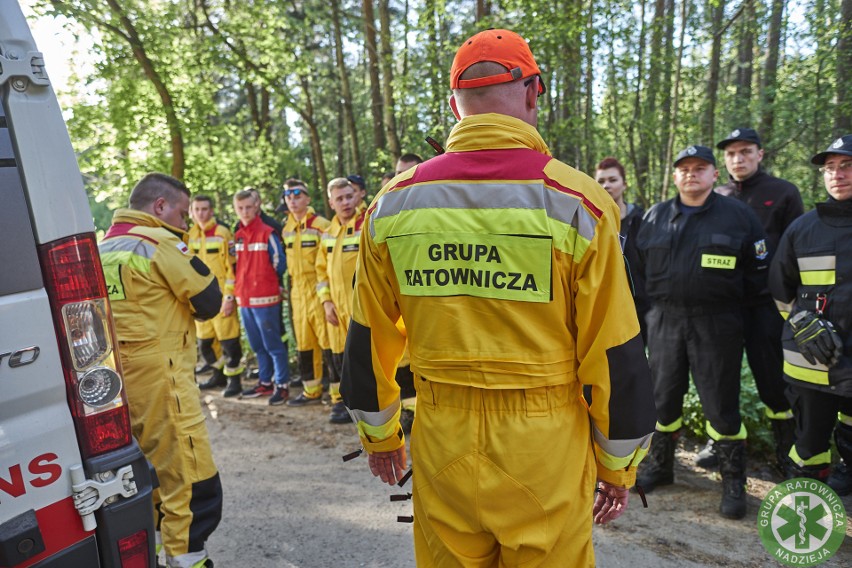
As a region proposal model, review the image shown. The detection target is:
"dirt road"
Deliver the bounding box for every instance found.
[200,391,852,567]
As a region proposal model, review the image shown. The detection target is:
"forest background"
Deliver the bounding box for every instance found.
[26,0,852,230]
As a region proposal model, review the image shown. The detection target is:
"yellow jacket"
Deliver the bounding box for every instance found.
[341,114,656,487]
[282,207,331,292]
[99,209,222,345]
[187,219,235,296]
[315,202,367,318]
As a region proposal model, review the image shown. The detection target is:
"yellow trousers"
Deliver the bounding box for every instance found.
[411,380,596,567]
[291,283,329,389]
[121,331,222,566]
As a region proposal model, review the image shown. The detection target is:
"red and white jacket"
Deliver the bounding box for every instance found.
[234,215,286,308]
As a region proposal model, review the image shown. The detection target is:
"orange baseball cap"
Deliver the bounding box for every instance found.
[450,29,545,94]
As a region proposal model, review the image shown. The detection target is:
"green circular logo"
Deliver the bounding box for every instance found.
[758,478,846,566]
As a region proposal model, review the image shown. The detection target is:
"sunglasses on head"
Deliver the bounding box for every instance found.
[283,188,305,197]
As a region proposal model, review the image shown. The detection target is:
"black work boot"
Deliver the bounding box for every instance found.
[828,424,852,495]
[716,440,747,519]
[694,439,718,468]
[222,374,243,398]
[771,418,796,472]
[827,461,852,495]
[635,431,678,493]
[782,455,830,481]
[199,368,227,390]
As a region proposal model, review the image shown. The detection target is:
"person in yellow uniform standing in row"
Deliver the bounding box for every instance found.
[99,173,223,568]
[187,195,244,397]
[341,29,656,566]
[278,178,334,406]
[316,177,366,423]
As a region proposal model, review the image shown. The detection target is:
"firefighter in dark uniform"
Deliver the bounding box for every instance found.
[636,145,770,519]
[769,134,852,494]
[694,128,804,470]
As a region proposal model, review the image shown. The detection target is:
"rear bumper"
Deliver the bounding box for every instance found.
[86,438,156,568]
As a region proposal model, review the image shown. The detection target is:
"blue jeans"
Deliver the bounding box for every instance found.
[240,305,289,386]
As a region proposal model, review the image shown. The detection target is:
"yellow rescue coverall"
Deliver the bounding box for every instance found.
[187,219,242,376]
[316,202,366,401]
[282,207,331,397]
[341,114,657,566]
[100,209,223,568]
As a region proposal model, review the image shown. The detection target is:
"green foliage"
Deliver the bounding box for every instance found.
[30,0,849,222]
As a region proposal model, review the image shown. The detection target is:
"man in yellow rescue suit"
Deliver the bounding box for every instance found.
[316,177,366,423]
[341,30,656,567]
[278,178,334,406]
[99,173,223,568]
[188,195,244,396]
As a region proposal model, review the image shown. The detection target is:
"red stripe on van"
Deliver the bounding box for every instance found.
[18,497,91,567]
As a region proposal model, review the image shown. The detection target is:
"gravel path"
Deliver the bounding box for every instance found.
[200,389,852,567]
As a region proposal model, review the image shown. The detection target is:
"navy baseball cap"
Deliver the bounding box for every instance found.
[716,127,762,149]
[674,145,716,167]
[810,135,852,165]
[347,174,365,189]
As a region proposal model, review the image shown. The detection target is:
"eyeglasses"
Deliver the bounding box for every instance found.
[283,188,306,197]
[523,76,545,98]
[819,161,852,175]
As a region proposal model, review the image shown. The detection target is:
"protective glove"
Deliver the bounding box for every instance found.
[787,311,844,367]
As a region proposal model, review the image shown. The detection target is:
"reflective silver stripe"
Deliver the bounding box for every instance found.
[797,256,835,271]
[234,243,245,251]
[248,295,280,305]
[168,550,207,568]
[303,228,321,237]
[349,398,401,427]
[369,182,594,240]
[783,349,829,371]
[592,426,653,458]
[248,243,268,251]
[99,236,156,259]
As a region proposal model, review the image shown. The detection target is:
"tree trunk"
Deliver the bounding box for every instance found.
[703,0,725,144]
[759,0,786,159]
[628,0,649,200]
[246,83,272,142]
[734,0,755,123]
[424,0,448,137]
[378,0,400,160]
[836,0,852,133]
[661,0,689,201]
[476,0,491,20]
[658,0,676,174]
[104,0,185,179]
[362,0,386,151]
[558,0,583,165]
[298,75,329,212]
[330,0,362,174]
[583,0,596,173]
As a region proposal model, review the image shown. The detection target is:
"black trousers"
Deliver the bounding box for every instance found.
[788,384,852,462]
[647,304,744,437]
[743,300,791,414]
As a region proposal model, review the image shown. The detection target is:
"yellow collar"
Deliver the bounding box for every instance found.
[445,114,551,156]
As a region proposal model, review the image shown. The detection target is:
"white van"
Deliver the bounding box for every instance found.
[0,4,155,567]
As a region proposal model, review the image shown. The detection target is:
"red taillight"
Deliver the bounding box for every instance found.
[118,530,150,568]
[38,233,132,458]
